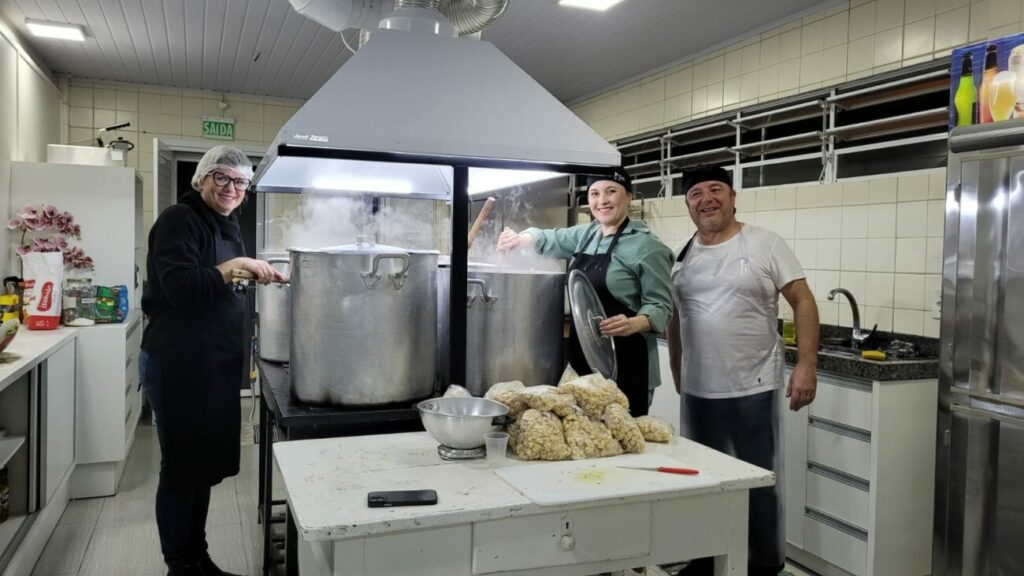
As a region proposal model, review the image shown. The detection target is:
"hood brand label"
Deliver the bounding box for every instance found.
[292,133,329,143]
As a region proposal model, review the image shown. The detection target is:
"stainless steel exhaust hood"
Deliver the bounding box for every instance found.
[253,22,620,196]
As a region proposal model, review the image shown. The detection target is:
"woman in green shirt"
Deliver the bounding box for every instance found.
[497,170,673,415]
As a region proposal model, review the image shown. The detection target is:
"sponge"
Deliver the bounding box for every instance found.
[861,350,886,361]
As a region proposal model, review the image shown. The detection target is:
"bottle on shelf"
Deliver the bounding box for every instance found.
[980,45,1000,124]
[955,53,977,127]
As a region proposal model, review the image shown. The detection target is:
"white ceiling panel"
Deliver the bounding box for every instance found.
[0,0,835,101]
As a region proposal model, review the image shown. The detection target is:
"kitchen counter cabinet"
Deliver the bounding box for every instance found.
[274,432,774,576]
[782,366,937,576]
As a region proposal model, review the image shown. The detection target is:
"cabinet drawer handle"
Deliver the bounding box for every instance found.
[806,506,869,541]
[125,406,134,426]
[125,353,135,368]
[807,462,870,492]
[808,416,872,443]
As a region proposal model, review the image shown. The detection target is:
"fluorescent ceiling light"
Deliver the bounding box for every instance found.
[558,0,625,11]
[26,19,85,41]
[468,168,563,196]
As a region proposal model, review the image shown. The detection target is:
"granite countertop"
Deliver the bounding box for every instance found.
[784,346,938,381]
[273,431,774,542]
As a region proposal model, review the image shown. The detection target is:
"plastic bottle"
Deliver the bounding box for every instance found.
[980,45,999,124]
[955,53,977,127]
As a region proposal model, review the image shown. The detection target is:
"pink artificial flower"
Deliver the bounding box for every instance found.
[16,245,31,256]
[71,224,82,238]
[26,218,49,231]
[54,235,70,251]
[54,213,71,233]
[40,205,57,227]
[18,206,40,221]
[62,211,74,224]
[7,217,23,230]
[82,256,93,269]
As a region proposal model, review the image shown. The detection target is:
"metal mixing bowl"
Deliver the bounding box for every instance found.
[417,397,509,449]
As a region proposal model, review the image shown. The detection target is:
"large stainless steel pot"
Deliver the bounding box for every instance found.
[257,255,290,362]
[438,264,565,396]
[290,237,439,405]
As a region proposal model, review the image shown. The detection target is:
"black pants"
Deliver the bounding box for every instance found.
[682,390,784,572]
[141,350,213,563]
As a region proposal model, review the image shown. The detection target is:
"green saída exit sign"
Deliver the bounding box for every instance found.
[202,117,235,141]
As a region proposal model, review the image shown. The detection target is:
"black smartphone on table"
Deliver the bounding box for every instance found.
[367,489,438,508]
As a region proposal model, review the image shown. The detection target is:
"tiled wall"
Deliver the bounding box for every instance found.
[60,77,303,231]
[630,168,946,338]
[571,0,1022,141]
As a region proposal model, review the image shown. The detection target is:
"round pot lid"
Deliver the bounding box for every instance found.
[567,269,617,380]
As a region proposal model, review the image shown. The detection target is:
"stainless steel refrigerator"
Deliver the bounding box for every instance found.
[934,120,1024,576]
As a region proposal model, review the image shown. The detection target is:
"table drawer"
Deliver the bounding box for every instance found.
[804,510,868,576]
[807,420,871,481]
[810,378,872,432]
[472,502,651,574]
[806,465,870,531]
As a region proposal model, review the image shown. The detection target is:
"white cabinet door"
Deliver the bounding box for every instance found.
[43,339,76,504]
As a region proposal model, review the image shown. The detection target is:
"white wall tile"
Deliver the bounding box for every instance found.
[618,109,639,134]
[68,106,93,128]
[706,82,724,111]
[796,208,820,238]
[779,61,801,92]
[139,112,160,133]
[928,170,947,199]
[776,186,796,209]
[867,238,897,271]
[842,205,869,238]
[742,44,761,74]
[864,305,895,331]
[926,237,943,273]
[898,172,930,201]
[818,239,843,269]
[665,94,693,122]
[869,177,898,203]
[968,1,988,42]
[819,300,841,324]
[816,270,842,299]
[905,0,937,22]
[756,188,777,211]
[761,36,782,66]
[903,17,936,58]
[776,209,797,239]
[923,317,940,337]
[895,238,927,272]
[691,87,708,114]
[823,45,849,80]
[803,20,826,55]
[618,85,640,113]
[797,184,820,208]
[94,108,116,129]
[843,180,871,205]
[935,6,970,50]
[741,73,760,102]
[724,77,742,107]
[894,273,926,309]
[760,65,781,96]
[708,56,725,85]
[115,110,137,128]
[850,2,877,39]
[989,0,1021,27]
[874,28,904,65]
[795,239,818,268]
[935,0,969,11]
[839,271,868,302]
[725,50,743,79]
[692,61,709,89]
[818,206,844,238]
[927,199,946,237]
[865,272,896,306]
[757,211,776,233]
[893,308,925,334]
[897,201,928,237]
[115,90,138,112]
[876,0,907,30]
[819,183,844,207]
[842,238,869,270]
[868,203,898,237]
[139,92,162,114]
[800,53,824,86]
[639,102,665,128]
[94,88,116,110]
[780,29,803,61]
[640,78,666,106]
[825,12,851,47]
[68,85,93,108]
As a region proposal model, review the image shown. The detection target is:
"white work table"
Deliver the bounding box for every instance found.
[0,326,77,394]
[274,431,774,576]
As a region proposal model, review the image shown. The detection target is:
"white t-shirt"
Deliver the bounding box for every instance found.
[671,224,805,399]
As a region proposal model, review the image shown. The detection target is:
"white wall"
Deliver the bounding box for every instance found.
[0,19,63,276]
[571,0,1024,142]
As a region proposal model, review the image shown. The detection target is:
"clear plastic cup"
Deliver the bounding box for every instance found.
[484,431,509,463]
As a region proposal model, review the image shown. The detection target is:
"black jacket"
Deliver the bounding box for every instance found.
[142,191,246,486]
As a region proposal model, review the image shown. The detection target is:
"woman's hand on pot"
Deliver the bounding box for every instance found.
[599,314,650,337]
[497,227,533,252]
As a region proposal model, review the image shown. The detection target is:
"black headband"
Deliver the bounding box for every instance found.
[681,165,733,193]
[586,167,632,193]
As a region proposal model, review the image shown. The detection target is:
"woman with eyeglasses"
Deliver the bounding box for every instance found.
[140,145,285,576]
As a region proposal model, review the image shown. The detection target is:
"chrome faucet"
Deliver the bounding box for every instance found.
[827,288,875,346]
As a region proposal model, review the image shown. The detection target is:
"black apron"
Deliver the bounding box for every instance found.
[567,218,650,417]
[155,200,246,487]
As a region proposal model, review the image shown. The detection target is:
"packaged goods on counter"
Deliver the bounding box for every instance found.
[21,252,63,330]
[517,385,577,417]
[558,364,579,385]
[512,409,572,461]
[485,380,527,417]
[563,409,624,460]
[559,373,629,419]
[635,416,675,442]
[602,403,646,453]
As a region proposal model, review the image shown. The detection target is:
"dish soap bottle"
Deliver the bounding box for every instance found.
[955,53,977,126]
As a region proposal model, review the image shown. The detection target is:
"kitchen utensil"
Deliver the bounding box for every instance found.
[417,396,509,451]
[290,237,439,405]
[437,263,564,394]
[467,197,495,249]
[484,431,509,464]
[256,255,290,363]
[616,466,700,475]
[567,269,617,380]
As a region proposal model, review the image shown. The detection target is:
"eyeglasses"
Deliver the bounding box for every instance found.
[212,172,251,191]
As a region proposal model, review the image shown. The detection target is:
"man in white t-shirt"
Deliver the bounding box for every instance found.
[667,166,819,576]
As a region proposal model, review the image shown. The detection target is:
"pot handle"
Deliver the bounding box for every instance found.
[492,414,512,427]
[466,278,498,309]
[361,253,411,291]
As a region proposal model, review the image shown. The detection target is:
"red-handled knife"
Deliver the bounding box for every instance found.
[617,466,699,475]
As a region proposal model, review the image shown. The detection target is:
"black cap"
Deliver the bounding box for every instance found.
[586,167,632,193]
[681,165,733,194]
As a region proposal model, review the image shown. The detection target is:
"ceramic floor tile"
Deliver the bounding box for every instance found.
[77,522,165,576]
[95,490,158,529]
[235,491,265,576]
[205,523,252,576]
[57,498,103,527]
[30,522,93,576]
